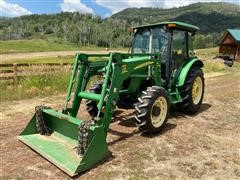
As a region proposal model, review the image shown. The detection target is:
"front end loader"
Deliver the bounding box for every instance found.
[18,21,205,176]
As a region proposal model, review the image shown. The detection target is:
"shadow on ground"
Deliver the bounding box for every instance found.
[76,102,212,177]
[169,103,212,118]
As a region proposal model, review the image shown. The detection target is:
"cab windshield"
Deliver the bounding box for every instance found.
[131,27,169,55]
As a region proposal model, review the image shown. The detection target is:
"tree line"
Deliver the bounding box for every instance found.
[0,8,237,49]
[0,12,131,48]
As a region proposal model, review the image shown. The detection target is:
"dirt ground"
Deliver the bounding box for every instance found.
[1,72,240,179]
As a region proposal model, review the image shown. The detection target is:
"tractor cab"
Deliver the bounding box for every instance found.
[131,22,199,84]
[131,21,199,59]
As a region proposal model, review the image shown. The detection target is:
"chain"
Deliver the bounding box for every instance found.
[35,105,51,135]
[76,119,94,156]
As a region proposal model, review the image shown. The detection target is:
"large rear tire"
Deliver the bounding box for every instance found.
[134,86,170,133]
[177,67,204,114]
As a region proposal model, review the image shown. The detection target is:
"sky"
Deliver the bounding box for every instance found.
[0,0,239,17]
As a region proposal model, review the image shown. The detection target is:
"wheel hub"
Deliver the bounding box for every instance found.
[152,106,161,116]
[151,97,167,128]
[192,76,203,105]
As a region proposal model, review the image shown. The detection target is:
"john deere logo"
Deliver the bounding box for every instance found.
[122,64,128,74]
[134,62,153,70]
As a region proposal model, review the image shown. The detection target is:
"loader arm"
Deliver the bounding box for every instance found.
[18,52,161,176]
[64,52,161,134]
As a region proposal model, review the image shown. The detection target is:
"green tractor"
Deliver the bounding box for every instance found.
[18,21,204,176]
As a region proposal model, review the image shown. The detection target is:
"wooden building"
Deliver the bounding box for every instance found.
[219,29,240,62]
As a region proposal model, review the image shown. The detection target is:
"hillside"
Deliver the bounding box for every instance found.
[0,2,239,49]
[112,2,240,34]
[0,13,130,48]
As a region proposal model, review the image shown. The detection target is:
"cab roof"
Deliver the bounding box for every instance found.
[132,21,200,32]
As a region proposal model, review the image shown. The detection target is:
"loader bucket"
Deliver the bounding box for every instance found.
[18,108,108,177]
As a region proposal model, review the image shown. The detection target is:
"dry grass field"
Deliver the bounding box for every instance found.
[1,46,240,179]
[1,70,240,179]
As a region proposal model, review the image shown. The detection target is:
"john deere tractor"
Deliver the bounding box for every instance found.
[18,21,204,176]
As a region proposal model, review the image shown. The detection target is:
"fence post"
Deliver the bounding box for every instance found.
[13,63,18,85]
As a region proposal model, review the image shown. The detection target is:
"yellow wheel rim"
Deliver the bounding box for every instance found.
[192,76,203,105]
[151,97,168,128]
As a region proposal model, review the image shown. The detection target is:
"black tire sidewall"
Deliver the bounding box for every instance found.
[86,81,103,117]
[187,69,204,113]
[146,88,170,133]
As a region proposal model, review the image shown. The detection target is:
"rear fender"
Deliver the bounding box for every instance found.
[176,58,203,87]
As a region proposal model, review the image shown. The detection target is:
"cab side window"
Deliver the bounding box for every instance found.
[188,32,194,58]
[172,30,187,67]
[152,27,169,62]
[132,30,150,53]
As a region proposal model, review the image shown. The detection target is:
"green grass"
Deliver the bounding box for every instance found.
[203,60,240,73]
[1,46,240,102]
[195,47,218,56]
[195,47,240,73]
[0,66,101,102]
[203,60,226,73]
[0,70,71,102]
[0,39,79,54]
[0,39,124,54]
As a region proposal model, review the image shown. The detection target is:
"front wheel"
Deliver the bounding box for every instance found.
[134,86,170,133]
[86,81,103,117]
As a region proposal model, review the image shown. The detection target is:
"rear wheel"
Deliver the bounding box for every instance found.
[177,67,204,114]
[134,86,170,133]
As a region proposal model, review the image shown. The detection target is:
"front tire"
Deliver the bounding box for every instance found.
[86,81,103,117]
[177,67,204,114]
[134,86,170,133]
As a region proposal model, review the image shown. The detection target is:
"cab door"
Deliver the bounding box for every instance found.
[171,30,188,70]
[151,27,170,82]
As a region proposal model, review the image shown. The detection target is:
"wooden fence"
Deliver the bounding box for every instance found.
[0,63,73,84]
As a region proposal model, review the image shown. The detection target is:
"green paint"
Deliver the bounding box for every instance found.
[176,58,203,87]
[65,54,81,102]
[18,109,108,176]
[78,92,101,101]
